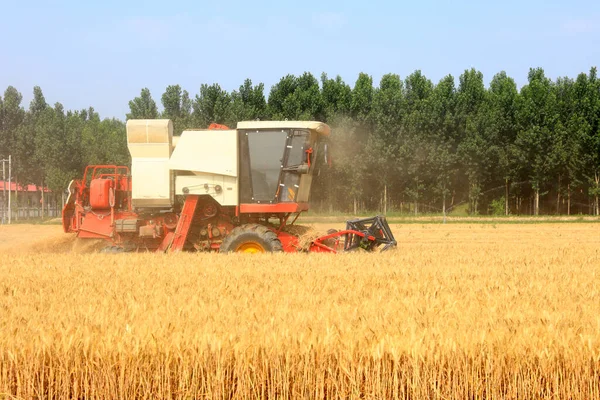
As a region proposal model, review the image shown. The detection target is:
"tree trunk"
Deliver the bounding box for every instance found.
[594,171,600,215]
[505,178,509,216]
[383,184,387,214]
[442,191,446,224]
[14,172,18,221]
[415,176,419,216]
[470,181,480,215]
[353,197,357,215]
[556,175,561,215]
[567,183,571,216]
[535,188,540,216]
[41,179,44,219]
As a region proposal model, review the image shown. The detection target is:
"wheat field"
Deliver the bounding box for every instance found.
[1,222,599,399]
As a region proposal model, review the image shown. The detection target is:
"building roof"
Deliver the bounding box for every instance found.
[0,182,52,192]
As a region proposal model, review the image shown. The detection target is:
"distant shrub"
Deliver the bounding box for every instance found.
[489,196,506,216]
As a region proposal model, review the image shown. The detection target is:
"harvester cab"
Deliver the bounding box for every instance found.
[62,119,396,253]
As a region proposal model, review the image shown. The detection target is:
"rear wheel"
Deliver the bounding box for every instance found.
[220,224,283,253]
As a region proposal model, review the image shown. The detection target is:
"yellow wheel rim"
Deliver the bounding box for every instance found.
[236,242,266,253]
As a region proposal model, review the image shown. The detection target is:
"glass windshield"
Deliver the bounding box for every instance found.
[280,173,301,202]
[247,130,288,202]
[286,131,310,166]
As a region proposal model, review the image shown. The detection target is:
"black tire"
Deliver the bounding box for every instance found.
[220,224,283,253]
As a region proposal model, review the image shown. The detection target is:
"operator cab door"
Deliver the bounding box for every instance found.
[238,129,311,204]
[280,131,311,202]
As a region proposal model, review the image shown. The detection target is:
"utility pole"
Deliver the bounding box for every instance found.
[2,159,4,224]
[8,155,11,224]
[1,156,12,224]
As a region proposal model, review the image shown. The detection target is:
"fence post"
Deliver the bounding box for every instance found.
[1,159,5,224]
[8,155,11,224]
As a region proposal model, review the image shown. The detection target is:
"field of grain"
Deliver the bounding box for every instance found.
[1,222,600,399]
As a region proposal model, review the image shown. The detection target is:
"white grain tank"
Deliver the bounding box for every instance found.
[126,119,174,208]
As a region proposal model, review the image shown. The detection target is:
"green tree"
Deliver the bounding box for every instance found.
[230,79,267,123]
[350,72,374,125]
[369,74,404,212]
[267,74,297,119]
[0,87,25,158]
[30,86,47,117]
[0,87,27,218]
[193,83,231,127]
[81,108,104,165]
[578,68,600,214]
[295,72,325,120]
[551,77,584,214]
[81,108,129,167]
[0,94,3,133]
[429,75,458,215]
[34,102,72,193]
[485,72,519,215]
[99,118,129,166]
[267,73,324,120]
[20,86,49,189]
[127,88,158,120]
[456,69,489,214]
[401,70,434,214]
[515,68,558,215]
[161,85,192,135]
[321,73,352,121]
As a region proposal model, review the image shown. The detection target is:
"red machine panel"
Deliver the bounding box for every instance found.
[90,179,113,209]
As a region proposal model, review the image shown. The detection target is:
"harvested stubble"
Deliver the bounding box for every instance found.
[1,223,600,399]
[283,224,325,250]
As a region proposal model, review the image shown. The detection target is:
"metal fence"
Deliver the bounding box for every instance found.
[1,206,61,222]
[14,207,61,219]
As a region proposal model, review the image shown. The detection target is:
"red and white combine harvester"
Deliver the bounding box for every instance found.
[62,120,396,253]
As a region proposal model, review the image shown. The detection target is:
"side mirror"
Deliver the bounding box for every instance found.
[322,142,332,167]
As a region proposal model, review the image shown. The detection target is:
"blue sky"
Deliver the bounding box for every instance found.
[1,0,599,119]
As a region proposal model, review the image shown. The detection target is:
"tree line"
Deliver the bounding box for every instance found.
[1,67,599,215]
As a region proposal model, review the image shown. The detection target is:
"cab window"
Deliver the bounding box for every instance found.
[247,130,288,202]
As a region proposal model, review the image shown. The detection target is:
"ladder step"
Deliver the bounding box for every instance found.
[169,195,199,252]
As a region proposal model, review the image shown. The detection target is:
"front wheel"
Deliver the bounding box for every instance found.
[220,224,283,253]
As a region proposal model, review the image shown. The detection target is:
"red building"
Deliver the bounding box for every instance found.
[0,182,58,219]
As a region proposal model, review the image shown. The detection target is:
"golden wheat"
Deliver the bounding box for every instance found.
[0,223,599,399]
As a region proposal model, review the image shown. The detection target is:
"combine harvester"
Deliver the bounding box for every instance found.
[62,119,396,253]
